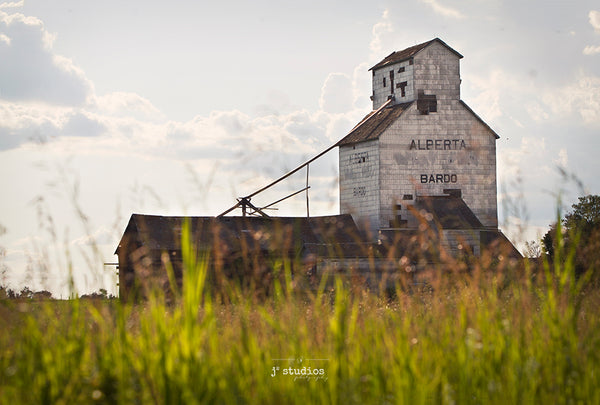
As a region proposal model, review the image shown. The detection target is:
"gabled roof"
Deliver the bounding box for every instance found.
[369,38,463,71]
[459,100,500,139]
[336,102,413,147]
[480,230,523,259]
[116,214,368,258]
[336,100,500,147]
[414,196,484,229]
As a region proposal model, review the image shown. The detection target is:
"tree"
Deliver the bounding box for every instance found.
[564,195,600,233]
[523,240,542,259]
[542,195,600,281]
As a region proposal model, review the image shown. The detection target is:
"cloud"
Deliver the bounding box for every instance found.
[420,0,465,19]
[553,148,568,169]
[0,10,92,105]
[62,111,106,138]
[0,102,108,149]
[590,10,600,33]
[583,45,600,55]
[70,226,115,247]
[583,11,600,54]
[467,69,512,122]
[93,92,166,122]
[542,74,600,126]
[0,1,24,9]
[370,9,393,57]
[319,73,354,114]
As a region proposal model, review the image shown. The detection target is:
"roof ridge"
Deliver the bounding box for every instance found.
[369,38,462,71]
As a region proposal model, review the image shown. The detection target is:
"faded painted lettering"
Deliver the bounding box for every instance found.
[353,186,367,197]
[410,139,466,150]
[350,152,369,164]
[420,174,458,184]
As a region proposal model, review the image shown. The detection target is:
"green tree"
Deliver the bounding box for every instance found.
[542,195,600,281]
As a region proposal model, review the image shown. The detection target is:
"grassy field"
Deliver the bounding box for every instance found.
[1,233,599,404]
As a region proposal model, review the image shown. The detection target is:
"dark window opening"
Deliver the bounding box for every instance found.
[398,66,405,73]
[383,77,386,87]
[417,90,437,114]
[396,81,407,97]
[389,71,395,94]
[402,194,413,200]
[409,58,413,65]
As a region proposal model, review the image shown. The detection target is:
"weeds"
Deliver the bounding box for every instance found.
[1,220,599,404]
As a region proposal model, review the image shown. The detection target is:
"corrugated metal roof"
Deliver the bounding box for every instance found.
[336,102,413,147]
[369,38,463,71]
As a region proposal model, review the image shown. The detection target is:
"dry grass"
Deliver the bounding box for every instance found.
[1,223,599,404]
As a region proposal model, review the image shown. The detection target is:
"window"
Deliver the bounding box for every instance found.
[396,81,407,97]
[417,92,437,114]
[398,67,405,73]
[383,77,386,87]
[389,71,395,94]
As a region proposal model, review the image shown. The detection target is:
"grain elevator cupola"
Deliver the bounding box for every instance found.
[369,38,462,110]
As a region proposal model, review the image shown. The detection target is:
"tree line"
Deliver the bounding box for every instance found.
[537,194,600,284]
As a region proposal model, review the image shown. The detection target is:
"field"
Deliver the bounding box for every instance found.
[1,233,600,404]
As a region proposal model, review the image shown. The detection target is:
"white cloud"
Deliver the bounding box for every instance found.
[319,73,354,114]
[542,74,600,126]
[0,1,24,9]
[467,69,510,122]
[553,148,568,169]
[420,0,465,19]
[62,111,106,138]
[590,10,600,33]
[370,9,393,57]
[526,102,549,123]
[351,62,372,110]
[94,92,166,122]
[583,45,600,55]
[70,226,115,247]
[0,10,92,105]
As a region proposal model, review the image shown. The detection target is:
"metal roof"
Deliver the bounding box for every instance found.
[369,38,463,71]
[336,102,413,147]
[116,213,369,258]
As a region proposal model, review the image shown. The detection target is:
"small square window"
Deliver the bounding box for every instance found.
[398,67,405,73]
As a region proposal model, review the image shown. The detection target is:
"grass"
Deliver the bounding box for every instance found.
[1,224,600,404]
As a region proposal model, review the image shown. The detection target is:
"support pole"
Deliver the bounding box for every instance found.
[306,163,310,218]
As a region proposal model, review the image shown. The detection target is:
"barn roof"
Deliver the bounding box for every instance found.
[336,102,413,147]
[115,214,369,259]
[369,38,463,71]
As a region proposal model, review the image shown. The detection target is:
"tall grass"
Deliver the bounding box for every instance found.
[1,222,599,404]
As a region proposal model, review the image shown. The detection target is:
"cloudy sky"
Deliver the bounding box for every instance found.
[1,0,599,296]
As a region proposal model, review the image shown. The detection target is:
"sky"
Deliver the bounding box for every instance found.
[1,0,599,297]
